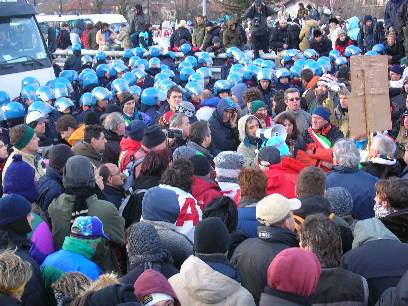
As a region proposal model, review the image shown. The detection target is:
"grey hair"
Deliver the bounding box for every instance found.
[169,113,187,128]
[102,112,124,132]
[0,249,32,296]
[371,134,396,158]
[333,139,360,168]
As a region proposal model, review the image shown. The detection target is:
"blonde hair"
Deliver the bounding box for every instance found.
[87,273,120,291]
[0,249,32,297]
[51,272,91,300]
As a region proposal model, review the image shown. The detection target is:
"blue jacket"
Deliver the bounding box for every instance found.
[384,0,405,33]
[237,206,259,238]
[327,166,378,220]
[37,166,64,213]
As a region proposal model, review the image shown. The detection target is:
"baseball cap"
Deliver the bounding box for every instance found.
[256,193,301,226]
[71,216,109,240]
[258,146,281,167]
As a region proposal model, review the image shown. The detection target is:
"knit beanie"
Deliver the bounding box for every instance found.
[3,155,37,203]
[189,155,211,176]
[134,270,181,306]
[312,106,331,122]
[63,155,95,189]
[127,222,171,269]
[258,146,281,167]
[125,120,145,141]
[390,65,403,75]
[48,144,74,170]
[119,92,135,109]
[172,145,197,161]
[194,217,231,254]
[142,187,180,223]
[202,196,238,233]
[0,194,32,226]
[13,125,35,150]
[142,125,166,149]
[175,101,196,119]
[325,187,354,217]
[250,100,267,114]
[214,151,244,183]
[83,112,100,125]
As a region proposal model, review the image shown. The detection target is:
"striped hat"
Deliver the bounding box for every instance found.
[214,151,244,182]
[317,74,335,87]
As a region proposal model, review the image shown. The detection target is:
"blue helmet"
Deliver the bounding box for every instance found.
[162,69,175,79]
[253,58,264,67]
[79,69,96,86]
[372,44,385,54]
[154,72,170,83]
[188,72,204,84]
[36,86,55,102]
[122,72,137,86]
[290,65,302,78]
[111,79,130,95]
[344,45,362,57]
[80,92,96,107]
[55,77,73,94]
[179,67,195,82]
[95,51,106,61]
[134,47,145,57]
[82,72,99,88]
[129,85,142,97]
[261,60,276,69]
[54,82,69,99]
[185,55,198,68]
[92,87,112,102]
[55,97,74,112]
[160,64,169,71]
[275,68,290,79]
[132,69,147,80]
[3,102,26,120]
[365,50,378,56]
[180,43,191,55]
[81,55,93,66]
[27,100,53,114]
[149,57,161,69]
[135,59,148,71]
[335,56,348,68]
[72,42,82,52]
[149,46,160,57]
[282,49,299,63]
[177,61,193,72]
[329,50,341,61]
[112,62,128,73]
[185,82,204,96]
[304,49,319,60]
[197,53,213,66]
[123,49,133,59]
[305,61,323,76]
[96,64,111,78]
[197,67,212,79]
[257,69,272,82]
[129,56,140,68]
[213,80,232,95]
[294,59,306,69]
[141,88,159,106]
[21,76,40,90]
[60,70,79,83]
[111,59,125,66]
[230,64,245,76]
[243,65,259,80]
[0,91,11,106]
[317,57,332,73]
[227,72,242,86]
[21,85,38,103]
[226,47,234,58]
[165,51,176,60]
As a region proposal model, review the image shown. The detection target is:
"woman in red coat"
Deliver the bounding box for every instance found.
[335,30,354,56]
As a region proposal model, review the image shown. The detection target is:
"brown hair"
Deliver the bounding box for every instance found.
[140,149,171,176]
[238,167,267,200]
[274,111,299,140]
[296,166,326,197]
[375,178,408,210]
[243,87,262,105]
[56,115,78,132]
[9,124,26,146]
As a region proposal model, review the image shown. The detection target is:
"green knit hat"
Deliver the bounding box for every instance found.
[14,125,35,150]
[250,100,267,114]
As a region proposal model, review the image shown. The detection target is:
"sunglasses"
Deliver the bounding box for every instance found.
[288,97,300,101]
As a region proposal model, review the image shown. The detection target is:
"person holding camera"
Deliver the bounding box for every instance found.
[244,0,274,58]
[168,113,190,152]
[270,18,292,54]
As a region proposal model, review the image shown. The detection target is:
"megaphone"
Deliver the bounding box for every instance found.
[256,124,287,140]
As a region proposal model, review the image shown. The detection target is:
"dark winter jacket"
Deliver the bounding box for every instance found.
[270,26,290,52]
[87,284,140,306]
[384,41,405,65]
[0,296,21,306]
[120,263,178,285]
[357,24,378,51]
[202,26,222,50]
[231,225,299,304]
[244,4,273,37]
[63,54,82,72]
[208,101,240,155]
[129,13,146,34]
[37,166,64,213]
[223,26,244,48]
[72,141,104,167]
[384,0,405,33]
[57,29,71,50]
[361,158,401,179]
[236,199,258,238]
[103,185,125,209]
[185,141,214,164]
[381,209,408,243]
[87,28,99,50]
[309,36,332,56]
[0,229,46,306]
[288,23,301,49]
[375,269,408,306]
[103,129,122,164]
[260,287,312,306]
[170,27,192,48]
[327,166,378,220]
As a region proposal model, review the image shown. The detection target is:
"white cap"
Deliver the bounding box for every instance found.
[256,194,301,226]
[25,110,46,125]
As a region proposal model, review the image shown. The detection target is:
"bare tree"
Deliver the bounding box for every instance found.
[95,0,104,13]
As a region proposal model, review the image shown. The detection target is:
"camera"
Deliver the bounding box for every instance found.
[166,128,183,139]
[253,17,261,27]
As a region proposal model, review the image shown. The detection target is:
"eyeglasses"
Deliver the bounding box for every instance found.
[288,97,300,101]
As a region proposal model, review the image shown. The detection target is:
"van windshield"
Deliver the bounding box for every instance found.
[0,16,48,64]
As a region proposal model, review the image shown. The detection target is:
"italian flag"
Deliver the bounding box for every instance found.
[309,129,332,149]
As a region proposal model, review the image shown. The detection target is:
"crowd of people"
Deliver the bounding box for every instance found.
[1,0,408,306]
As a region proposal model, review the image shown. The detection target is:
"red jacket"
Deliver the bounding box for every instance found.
[265,163,296,199]
[81,30,91,49]
[335,38,354,56]
[191,176,223,210]
[119,137,141,172]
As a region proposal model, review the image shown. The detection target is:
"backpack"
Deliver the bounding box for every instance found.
[122,157,145,193]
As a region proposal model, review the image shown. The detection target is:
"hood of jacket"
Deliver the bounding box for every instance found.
[67,124,85,147]
[191,176,221,196]
[201,96,220,107]
[176,255,244,303]
[237,114,259,142]
[216,98,236,119]
[305,19,319,28]
[72,141,102,161]
[295,195,331,219]
[352,217,399,249]
[120,137,141,152]
[257,225,299,246]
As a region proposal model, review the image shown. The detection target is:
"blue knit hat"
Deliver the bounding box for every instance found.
[125,119,146,141]
[142,187,180,223]
[312,106,331,122]
[3,154,37,203]
[0,194,32,226]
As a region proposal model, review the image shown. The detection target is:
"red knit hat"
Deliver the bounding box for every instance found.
[134,269,180,306]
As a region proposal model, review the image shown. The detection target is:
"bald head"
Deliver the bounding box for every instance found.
[99,163,123,188]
